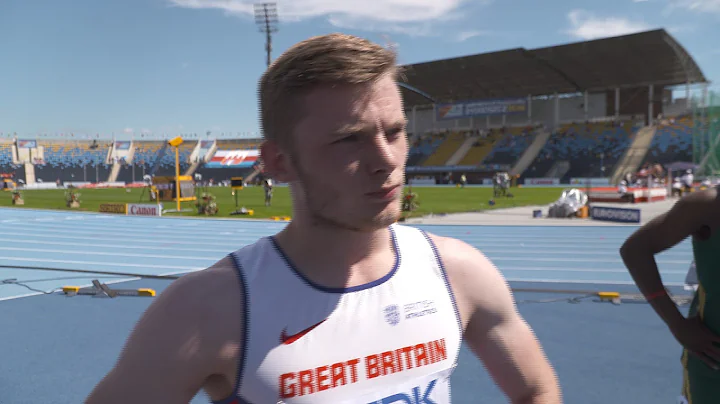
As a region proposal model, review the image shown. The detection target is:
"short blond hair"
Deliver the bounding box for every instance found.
[259,33,400,150]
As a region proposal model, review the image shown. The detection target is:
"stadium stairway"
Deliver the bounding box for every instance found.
[445,136,477,165]
[510,128,551,176]
[24,162,36,185]
[456,134,499,165]
[243,162,264,184]
[107,162,121,183]
[610,125,656,184]
[546,161,570,178]
[184,161,201,177]
[422,132,466,166]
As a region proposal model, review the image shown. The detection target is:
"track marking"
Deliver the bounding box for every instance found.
[0,246,221,261]
[0,238,231,253]
[0,269,201,302]
[0,256,203,271]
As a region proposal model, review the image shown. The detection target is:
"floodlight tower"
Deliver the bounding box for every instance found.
[254,3,279,67]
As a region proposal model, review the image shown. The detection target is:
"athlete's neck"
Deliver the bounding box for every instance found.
[273,220,396,289]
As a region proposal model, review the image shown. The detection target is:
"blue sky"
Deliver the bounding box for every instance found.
[1,0,718,140]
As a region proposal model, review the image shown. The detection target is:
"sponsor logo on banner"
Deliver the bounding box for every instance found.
[17,139,37,149]
[436,97,527,121]
[206,149,259,168]
[591,206,641,223]
[524,178,559,185]
[114,141,131,150]
[127,203,162,217]
[99,203,127,214]
[570,178,610,186]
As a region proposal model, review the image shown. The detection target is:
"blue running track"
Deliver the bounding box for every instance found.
[0,207,693,403]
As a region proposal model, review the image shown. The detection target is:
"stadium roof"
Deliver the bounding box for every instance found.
[399,29,707,107]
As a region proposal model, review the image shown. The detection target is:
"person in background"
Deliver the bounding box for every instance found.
[620,186,720,404]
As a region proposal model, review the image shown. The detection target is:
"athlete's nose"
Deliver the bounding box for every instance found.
[366,131,398,175]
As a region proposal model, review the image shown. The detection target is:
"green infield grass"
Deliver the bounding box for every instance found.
[0,186,565,219]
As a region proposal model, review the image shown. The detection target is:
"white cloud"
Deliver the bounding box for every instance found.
[668,0,720,13]
[167,0,471,36]
[633,0,649,2]
[123,127,133,134]
[455,30,488,42]
[667,24,696,34]
[565,10,652,40]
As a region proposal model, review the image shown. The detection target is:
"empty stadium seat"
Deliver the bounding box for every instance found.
[527,121,641,179]
[482,127,536,166]
[407,132,446,166]
[643,117,694,165]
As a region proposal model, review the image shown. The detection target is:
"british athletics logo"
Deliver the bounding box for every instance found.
[590,206,641,224]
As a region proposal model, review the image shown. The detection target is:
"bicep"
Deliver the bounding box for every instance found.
[432,235,554,399]
[461,266,550,397]
[465,308,550,398]
[86,276,216,403]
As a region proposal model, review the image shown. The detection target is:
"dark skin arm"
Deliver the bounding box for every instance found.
[620,187,720,368]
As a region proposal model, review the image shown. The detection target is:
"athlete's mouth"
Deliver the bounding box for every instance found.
[365,185,401,201]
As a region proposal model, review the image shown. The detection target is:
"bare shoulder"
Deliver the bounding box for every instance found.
[425,232,495,278]
[85,255,244,403]
[162,255,245,368]
[668,186,720,224]
[158,255,243,325]
[622,187,720,253]
[425,233,514,328]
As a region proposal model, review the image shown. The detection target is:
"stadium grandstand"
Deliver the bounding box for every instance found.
[399,29,713,187]
[0,29,716,189]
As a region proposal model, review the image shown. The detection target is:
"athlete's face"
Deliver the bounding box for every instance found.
[264,73,408,231]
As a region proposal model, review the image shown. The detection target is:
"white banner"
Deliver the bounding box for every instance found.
[523,178,559,185]
[22,183,58,190]
[127,203,163,217]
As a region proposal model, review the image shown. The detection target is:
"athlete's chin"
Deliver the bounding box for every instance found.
[367,206,402,228]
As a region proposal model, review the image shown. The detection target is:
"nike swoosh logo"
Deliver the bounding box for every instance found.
[280,319,327,345]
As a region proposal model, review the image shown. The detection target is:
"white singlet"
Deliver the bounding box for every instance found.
[213,223,463,404]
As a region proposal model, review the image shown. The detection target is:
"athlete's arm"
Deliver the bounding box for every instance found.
[430,235,561,404]
[85,258,242,404]
[620,188,720,329]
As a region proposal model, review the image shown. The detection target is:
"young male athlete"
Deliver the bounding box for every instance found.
[620,187,720,403]
[86,34,561,404]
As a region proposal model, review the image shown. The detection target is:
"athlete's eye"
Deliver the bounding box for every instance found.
[386,128,405,139]
[334,134,360,144]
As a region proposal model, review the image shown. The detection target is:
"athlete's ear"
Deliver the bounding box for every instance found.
[260,140,297,183]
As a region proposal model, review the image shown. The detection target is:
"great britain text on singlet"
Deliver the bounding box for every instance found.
[279,338,448,398]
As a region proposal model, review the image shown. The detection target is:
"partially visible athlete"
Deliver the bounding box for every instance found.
[621,186,720,403]
[86,33,560,404]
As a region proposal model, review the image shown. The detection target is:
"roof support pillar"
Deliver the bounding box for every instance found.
[411,106,417,134]
[686,82,691,109]
[615,88,620,118]
[554,93,560,129]
[584,90,589,120]
[527,94,532,124]
[648,84,655,126]
[432,104,437,130]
